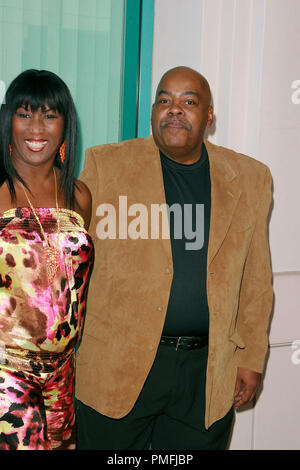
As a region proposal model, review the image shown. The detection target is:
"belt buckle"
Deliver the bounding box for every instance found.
[176,336,182,351]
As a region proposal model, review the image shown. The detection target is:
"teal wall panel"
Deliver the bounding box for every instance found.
[0,0,155,173]
[121,0,141,141]
[0,0,125,175]
[122,0,154,140]
[138,0,154,138]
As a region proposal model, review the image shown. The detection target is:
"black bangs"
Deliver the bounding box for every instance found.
[14,93,63,115]
[7,69,70,117]
[1,69,78,209]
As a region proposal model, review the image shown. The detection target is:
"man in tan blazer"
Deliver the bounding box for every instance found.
[75,66,273,450]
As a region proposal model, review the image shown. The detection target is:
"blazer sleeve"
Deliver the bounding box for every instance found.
[235,166,274,373]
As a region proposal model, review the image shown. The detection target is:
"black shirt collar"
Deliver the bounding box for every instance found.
[160,143,208,172]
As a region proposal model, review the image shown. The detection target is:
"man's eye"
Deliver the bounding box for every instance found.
[159,99,169,104]
[185,100,195,105]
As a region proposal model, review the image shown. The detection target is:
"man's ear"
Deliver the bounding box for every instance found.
[206,105,214,128]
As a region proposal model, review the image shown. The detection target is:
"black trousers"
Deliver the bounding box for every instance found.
[76,344,234,450]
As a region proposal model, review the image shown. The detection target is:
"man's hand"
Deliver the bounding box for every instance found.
[234,367,261,408]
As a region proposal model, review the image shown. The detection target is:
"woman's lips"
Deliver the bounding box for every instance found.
[25,140,48,152]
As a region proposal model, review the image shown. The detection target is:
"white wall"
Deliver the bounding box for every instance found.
[152,0,300,450]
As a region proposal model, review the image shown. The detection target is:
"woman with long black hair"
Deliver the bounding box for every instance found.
[0,69,94,450]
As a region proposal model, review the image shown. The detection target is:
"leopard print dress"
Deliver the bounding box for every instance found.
[0,207,94,450]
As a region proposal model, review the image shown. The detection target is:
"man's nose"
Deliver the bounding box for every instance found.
[168,100,184,115]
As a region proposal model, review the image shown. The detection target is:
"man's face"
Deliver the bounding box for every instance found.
[151,69,213,162]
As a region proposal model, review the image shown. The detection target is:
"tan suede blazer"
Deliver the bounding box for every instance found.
[76,136,273,429]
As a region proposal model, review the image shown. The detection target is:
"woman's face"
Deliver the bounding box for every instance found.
[11,103,64,169]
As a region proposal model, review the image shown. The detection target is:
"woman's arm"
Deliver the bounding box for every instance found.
[74,179,92,230]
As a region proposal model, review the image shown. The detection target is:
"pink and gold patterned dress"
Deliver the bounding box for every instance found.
[0,207,94,450]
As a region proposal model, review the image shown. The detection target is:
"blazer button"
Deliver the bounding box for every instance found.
[165,267,171,274]
[148,345,154,351]
[157,306,163,312]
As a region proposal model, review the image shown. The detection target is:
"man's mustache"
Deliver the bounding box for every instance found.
[161,117,191,130]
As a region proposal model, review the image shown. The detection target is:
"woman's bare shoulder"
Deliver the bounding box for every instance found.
[74,179,92,229]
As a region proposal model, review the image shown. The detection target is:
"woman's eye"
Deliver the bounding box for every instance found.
[44,114,57,119]
[16,112,30,118]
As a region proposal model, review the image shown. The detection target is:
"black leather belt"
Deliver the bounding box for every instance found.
[160,335,208,351]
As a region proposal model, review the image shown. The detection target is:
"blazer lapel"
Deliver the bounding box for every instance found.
[141,137,173,263]
[144,137,242,267]
[205,140,241,267]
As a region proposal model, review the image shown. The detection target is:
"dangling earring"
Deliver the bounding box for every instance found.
[59,141,66,164]
[9,144,12,156]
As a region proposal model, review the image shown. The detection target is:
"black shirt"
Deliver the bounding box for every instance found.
[160,144,211,337]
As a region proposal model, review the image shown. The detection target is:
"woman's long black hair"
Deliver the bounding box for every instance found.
[0,69,78,209]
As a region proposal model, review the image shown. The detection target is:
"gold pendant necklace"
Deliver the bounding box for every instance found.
[21,168,60,284]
